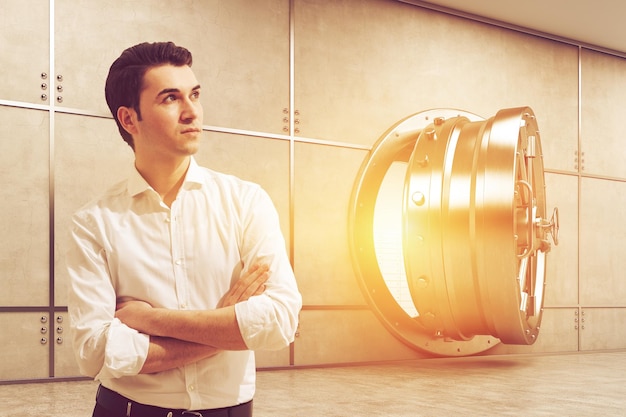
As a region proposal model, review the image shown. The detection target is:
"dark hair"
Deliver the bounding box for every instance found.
[104,41,193,149]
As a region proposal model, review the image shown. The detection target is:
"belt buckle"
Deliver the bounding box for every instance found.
[181,412,203,417]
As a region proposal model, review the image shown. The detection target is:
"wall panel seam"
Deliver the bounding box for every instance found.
[289,0,296,368]
[48,0,57,379]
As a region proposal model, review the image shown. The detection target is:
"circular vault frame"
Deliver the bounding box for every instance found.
[349,107,558,356]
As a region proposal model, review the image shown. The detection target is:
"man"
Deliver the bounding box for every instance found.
[67,41,302,417]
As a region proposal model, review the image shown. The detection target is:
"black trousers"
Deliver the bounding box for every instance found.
[93,402,254,417]
[93,385,253,417]
[93,402,118,417]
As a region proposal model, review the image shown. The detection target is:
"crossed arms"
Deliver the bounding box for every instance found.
[115,264,269,374]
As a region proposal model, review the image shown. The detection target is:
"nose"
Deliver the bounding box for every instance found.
[181,97,202,123]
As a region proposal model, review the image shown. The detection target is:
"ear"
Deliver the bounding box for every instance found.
[117,106,139,136]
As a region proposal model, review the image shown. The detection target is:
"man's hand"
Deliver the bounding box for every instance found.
[218,263,269,308]
[115,299,153,333]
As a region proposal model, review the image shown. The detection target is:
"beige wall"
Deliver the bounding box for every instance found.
[1,0,625,382]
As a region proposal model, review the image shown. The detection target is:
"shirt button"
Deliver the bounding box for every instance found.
[180,304,187,309]
[175,259,183,265]
[188,385,195,391]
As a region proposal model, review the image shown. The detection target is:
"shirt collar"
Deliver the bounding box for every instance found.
[127,156,203,197]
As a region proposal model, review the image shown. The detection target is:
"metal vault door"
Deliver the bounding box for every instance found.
[349,107,559,356]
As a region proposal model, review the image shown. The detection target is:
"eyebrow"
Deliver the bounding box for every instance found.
[156,84,201,97]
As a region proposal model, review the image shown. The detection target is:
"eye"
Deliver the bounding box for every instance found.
[163,94,177,103]
[191,90,201,100]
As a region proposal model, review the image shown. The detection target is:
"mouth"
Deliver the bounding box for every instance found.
[181,128,202,135]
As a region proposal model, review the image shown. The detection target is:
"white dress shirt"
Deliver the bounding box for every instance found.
[67,157,301,410]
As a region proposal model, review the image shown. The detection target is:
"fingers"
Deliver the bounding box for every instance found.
[234,264,269,297]
[241,263,270,290]
[245,263,270,279]
[219,264,270,307]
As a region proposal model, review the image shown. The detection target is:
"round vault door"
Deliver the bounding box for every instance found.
[349,107,559,356]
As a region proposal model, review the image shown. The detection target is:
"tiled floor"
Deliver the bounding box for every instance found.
[1,351,625,416]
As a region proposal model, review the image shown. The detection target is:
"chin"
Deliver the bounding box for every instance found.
[185,143,200,155]
[179,138,200,153]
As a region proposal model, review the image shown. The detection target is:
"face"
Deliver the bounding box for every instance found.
[123,64,203,161]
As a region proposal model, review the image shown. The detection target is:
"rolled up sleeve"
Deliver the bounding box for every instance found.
[235,276,301,351]
[67,212,149,379]
[96,318,149,379]
[235,188,302,351]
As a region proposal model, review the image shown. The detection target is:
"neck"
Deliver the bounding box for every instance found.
[135,155,191,207]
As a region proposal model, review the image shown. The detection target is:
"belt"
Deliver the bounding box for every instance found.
[96,385,253,417]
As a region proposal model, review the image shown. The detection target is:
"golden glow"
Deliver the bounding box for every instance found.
[373,162,417,318]
[350,107,559,356]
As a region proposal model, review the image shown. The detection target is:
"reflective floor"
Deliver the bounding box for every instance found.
[1,351,625,416]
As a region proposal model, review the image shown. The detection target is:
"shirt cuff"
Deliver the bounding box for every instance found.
[96,318,149,380]
[235,296,287,351]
